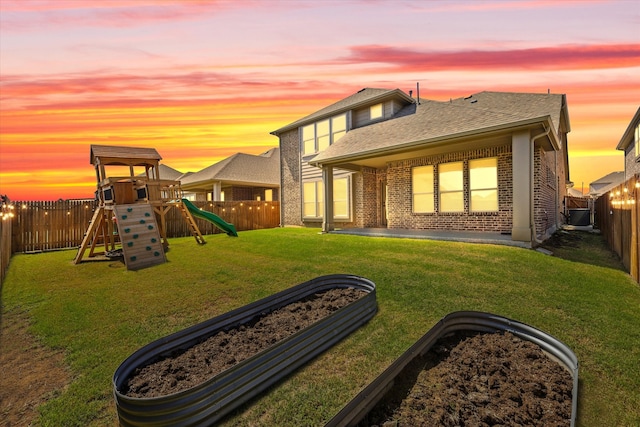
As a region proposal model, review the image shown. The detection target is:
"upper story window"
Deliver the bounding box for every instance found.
[370,103,383,120]
[302,113,348,155]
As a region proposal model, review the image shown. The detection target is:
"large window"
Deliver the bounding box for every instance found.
[412,165,434,213]
[303,177,350,219]
[469,158,498,211]
[333,177,349,218]
[439,162,464,212]
[303,181,323,217]
[302,113,347,155]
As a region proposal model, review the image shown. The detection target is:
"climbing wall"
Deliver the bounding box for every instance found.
[113,204,166,271]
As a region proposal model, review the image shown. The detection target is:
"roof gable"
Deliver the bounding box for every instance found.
[271,88,414,135]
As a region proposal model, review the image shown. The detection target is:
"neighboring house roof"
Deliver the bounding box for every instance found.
[567,187,587,198]
[616,106,640,151]
[588,171,626,197]
[138,164,184,181]
[309,91,566,167]
[90,144,162,166]
[271,88,415,135]
[181,148,280,189]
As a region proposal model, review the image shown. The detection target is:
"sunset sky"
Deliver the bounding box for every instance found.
[1,0,638,201]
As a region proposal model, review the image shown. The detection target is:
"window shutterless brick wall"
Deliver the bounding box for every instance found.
[383,145,514,233]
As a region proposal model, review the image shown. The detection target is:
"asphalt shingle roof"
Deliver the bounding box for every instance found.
[181,148,280,187]
[311,91,566,164]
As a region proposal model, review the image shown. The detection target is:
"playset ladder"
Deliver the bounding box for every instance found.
[178,201,206,245]
[74,206,109,264]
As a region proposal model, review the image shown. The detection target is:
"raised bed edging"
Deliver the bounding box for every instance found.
[113,274,377,427]
[325,311,579,427]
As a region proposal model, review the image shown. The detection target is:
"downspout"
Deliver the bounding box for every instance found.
[530,124,551,245]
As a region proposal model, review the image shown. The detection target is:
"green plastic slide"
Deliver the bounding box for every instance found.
[182,199,238,237]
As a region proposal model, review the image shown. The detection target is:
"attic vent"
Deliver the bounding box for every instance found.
[470,99,478,104]
[464,95,473,100]
[357,88,366,93]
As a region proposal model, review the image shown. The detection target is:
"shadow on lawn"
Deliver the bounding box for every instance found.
[539,229,626,271]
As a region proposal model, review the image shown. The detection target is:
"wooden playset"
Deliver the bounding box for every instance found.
[73,145,207,270]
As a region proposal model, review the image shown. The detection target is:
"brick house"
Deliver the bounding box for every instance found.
[180,148,280,202]
[616,106,640,181]
[271,88,571,246]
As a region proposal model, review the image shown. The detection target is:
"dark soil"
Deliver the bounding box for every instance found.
[124,287,366,398]
[360,331,573,427]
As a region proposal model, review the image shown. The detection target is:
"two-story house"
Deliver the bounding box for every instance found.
[271,88,571,247]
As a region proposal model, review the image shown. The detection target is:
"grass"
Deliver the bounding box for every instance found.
[1,227,639,426]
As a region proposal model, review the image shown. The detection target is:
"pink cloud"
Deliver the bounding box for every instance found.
[339,43,640,72]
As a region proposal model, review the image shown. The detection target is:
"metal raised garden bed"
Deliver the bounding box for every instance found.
[325,311,579,427]
[113,274,377,427]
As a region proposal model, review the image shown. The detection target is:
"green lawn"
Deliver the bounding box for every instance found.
[2,228,639,426]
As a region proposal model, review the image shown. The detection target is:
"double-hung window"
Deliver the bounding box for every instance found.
[333,177,349,218]
[469,158,498,211]
[303,177,350,219]
[301,113,348,155]
[439,162,464,212]
[412,165,434,213]
[302,125,315,155]
[303,181,323,218]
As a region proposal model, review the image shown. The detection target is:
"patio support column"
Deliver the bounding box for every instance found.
[322,166,334,233]
[512,129,532,242]
[211,181,222,201]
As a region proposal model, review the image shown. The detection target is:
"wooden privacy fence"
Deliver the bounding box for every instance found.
[8,200,280,254]
[595,174,639,283]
